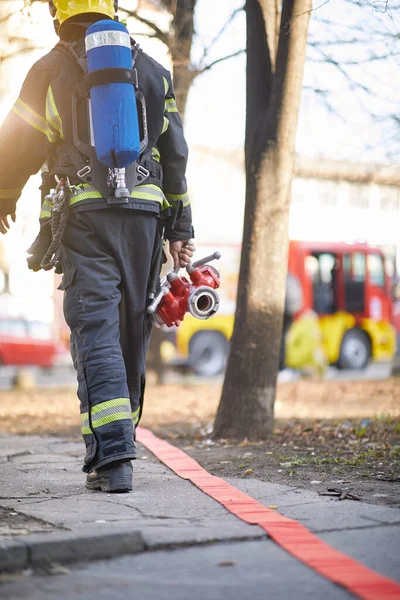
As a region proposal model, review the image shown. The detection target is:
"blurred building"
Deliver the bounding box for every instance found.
[189,146,400,271]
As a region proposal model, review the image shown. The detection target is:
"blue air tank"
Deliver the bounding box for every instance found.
[85,20,140,168]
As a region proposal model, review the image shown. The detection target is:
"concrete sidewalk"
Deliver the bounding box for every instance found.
[0,434,399,598]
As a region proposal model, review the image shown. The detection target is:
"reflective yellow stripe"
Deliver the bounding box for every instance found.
[91,398,132,429]
[81,412,91,435]
[91,398,131,415]
[152,146,161,162]
[0,187,22,200]
[132,407,140,425]
[12,98,57,143]
[131,184,170,209]
[163,76,169,95]
[69,185,102,206]
[40,208,52,219]
[161,116,169,135]
[92,411,132,428]
[165,192,190,208]
[40,198,54,219]
[46,85,64,139]
[165,98,178,113]
[66,183,170,209]
[131,192,163,201]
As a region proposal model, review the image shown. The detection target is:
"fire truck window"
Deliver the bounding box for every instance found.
[305,256,319,282]
[308,252,337,315]
[343,254,351,281]
[385,256,395,279]
[344,253,365,313]
[352,253,366,283]
[367,254,385,287]
[319,253,336,284]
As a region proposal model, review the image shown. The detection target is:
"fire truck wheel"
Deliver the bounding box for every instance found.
[337,329,371,370]
[189,331,229,377]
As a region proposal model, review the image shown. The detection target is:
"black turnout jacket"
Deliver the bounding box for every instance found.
[0,22,193,241]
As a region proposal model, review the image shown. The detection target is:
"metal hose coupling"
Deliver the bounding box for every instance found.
[188,286,220,320]
[150,311,166,328]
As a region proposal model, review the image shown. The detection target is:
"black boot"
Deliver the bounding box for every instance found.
[86,460,133,493]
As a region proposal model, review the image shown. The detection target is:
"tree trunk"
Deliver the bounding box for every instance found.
[171,0,197,116]
[213,0,311,440]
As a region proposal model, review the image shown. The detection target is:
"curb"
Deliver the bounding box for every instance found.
[0,529,145,572]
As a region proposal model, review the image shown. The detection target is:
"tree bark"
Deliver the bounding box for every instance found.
[213,0,311,440]
[170,0,197,116]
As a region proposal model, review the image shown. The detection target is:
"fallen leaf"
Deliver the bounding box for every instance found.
[42,563,70,576]
[218,561,237,567]
[242,468,254,477]
[268,505,278,510]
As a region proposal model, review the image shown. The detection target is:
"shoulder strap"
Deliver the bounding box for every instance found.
[132,42,141,68]
[55,40,88,73]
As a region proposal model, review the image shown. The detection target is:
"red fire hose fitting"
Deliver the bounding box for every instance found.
[147,248,221,328]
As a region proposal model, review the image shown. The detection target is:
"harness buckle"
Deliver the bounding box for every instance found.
[77,165,92,178]
[137,165,150,179]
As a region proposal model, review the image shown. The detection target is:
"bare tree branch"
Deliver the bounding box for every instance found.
[198,49,246,74]
[154,0,175,12]
[201,5,244,60]
[0,44,40,63]
[308,48,400,65]
[292,0,331,21]
[119,7,171,48]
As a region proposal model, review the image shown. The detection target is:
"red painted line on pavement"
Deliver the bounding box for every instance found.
[137,426,400,600]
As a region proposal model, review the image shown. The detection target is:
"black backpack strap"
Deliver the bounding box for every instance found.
[51,37,149,193]
[57,40,88,73]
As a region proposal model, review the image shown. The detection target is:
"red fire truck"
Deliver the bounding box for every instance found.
[169,241,397,376]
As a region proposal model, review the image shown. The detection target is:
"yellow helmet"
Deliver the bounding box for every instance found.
[49,1,117,30]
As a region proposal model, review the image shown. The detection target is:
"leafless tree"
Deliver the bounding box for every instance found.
[304,0,400,160]
[213,0,399,439]
[213,0,311,440]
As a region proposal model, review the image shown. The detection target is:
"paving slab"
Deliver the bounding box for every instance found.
[0,436,265,571]
[320,524,400,583]
[0,539,352,600]
[228,478,400,530]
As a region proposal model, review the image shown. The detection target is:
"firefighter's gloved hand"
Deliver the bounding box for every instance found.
[27,223,52,272]
[169,239,196,269]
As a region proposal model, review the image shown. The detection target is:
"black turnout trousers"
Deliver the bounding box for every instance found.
[60,208,158,473]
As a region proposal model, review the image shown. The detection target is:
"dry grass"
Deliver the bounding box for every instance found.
[0,378,399,436]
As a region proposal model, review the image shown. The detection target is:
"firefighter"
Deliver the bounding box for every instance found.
[0,0,195,492]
